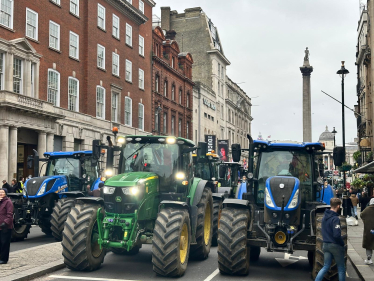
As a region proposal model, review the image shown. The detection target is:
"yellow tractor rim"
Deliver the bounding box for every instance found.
[204,202,211,245]
[274,231,287,245]
[180,223,188,264]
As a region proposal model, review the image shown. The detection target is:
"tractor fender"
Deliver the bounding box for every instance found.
[75,197,104,206]
[315,204,329,214]
[60,191,85,198]
[159,200,190,212]
[189,179,208,244]
[212,193,224,201]
[192,179,208,206]
[223,198,250,209]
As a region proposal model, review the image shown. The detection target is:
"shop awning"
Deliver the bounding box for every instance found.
[352,161,374,174]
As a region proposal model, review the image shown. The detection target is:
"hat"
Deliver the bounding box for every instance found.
[370,198,374,206]
[0,188,7,195]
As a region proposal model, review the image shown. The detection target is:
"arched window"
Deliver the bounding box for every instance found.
[164,80,168,97]
[171,85,175,100]
[186,92,190,108]
[179,88,182,104]
[155,75,159,92]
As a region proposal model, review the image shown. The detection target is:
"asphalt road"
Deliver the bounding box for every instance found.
[32,245,361,281]
[10,226,56,252]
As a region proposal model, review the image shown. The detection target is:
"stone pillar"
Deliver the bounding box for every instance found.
[0,126,9,182]
[35,62,40,99]
[4,52,14,91]
[24,59,32,96]
[300,59,313,143]
[46,133,54,152]
[8,127,17,181]
[38,132,47,175]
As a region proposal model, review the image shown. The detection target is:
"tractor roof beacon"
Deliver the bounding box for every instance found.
[61,135,214,277]
[217,136,347,279]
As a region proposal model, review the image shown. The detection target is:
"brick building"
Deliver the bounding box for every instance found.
[0,0,155,181]
[152,26,194,139]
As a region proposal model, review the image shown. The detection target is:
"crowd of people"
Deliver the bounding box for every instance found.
[1,177,24,194]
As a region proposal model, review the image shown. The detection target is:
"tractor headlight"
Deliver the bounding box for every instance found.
[103,186,116,194]
[37,183,47,196]
[289,190,299,208]
[122,186,139,195]
[265,188,275,208]
[175,172,186,180]
[104,169,113,177]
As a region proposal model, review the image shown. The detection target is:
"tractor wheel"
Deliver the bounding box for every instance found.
[218,207,250,276]
[111,246,141,255]
[250,246,261,262]
[11,224,31,241]
[152,208,191,277]
[62,204,105,271]
[51,198,75,241]
[40,219,53,236]
[312,213,347,281]
[212,199,222,247]
[190,188,213,259]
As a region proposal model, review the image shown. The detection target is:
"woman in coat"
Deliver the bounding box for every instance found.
[360,198,374,265]
[0,188,13,264]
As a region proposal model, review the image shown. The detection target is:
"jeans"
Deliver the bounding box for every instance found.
[351,206,357,216]
[315,243,346,281]
[367,249,373,260]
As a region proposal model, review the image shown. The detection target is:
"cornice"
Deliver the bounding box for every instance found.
[105,0,148,25]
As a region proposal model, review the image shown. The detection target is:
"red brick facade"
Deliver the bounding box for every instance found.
[0,0,154,132]
[152,26,194,139]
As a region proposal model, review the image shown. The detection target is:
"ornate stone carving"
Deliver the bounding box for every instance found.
[18,96,43,108]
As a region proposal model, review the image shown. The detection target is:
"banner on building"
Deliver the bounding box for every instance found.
[205,135,216,153]
[218,139,229,162]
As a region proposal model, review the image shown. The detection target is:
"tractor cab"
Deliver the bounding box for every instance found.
[217,162,241,198]
[192,146,219,192]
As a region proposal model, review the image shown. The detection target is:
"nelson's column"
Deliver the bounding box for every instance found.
[300,48,313,142]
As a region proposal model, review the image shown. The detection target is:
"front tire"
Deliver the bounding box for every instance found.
[11,224,31,241]
[62,204,105,271]
[212,199,222,246]
[51,198,75,241]
[152,208,191,277]
[218,207,250,275]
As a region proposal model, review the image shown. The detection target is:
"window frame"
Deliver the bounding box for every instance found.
[178,118,182,137]
[70,0,79,16]
[68,77,79,112]
[125,59,132,82]
[112,52,120,76]
[125,96,132,126]
[97,3,106,30]
[179,88,182,104]
[13,57,23,94]
[26,8,38,40]
[139,68,144,90]
[112,92,119,122]
[112,14,120,39]
[51,0,61,5]
[49,20,60,51]
[171,115,175,136]
[171,85,175,100]
[164,80,168,97]
[127,0,133,4]
[126,23,132,46]
[96,85,106,119]
[97,44,105,69]
[138,103,144,130]
[139,35,144,56]
[0,0,14,29]
[186,93,190,108]
[47,69,60,107]
[163,112,168,134]
[69,31,79,59]
[139,0,144,13]
[186,122,189,139]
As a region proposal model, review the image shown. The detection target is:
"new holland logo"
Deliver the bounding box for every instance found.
[279,183,285,189]
[115,196,122,202]
[33,181,36,184]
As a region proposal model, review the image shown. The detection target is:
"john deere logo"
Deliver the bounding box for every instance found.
[115,196,122,202]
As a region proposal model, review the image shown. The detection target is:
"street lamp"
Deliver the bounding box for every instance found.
[332,127,337,171]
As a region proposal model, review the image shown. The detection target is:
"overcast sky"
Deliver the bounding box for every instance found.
[155,0,362,144]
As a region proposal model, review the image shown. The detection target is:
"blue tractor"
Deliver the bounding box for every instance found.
[217,136,347,280]
[9,145,103,241]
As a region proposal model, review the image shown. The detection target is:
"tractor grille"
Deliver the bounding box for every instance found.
[269,177,295,207]
[26,176,50,196]
[103,187,138,214]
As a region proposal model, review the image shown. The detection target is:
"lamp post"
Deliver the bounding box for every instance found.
[332,127,337,171]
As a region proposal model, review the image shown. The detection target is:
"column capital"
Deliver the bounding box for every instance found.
[300,65,314,77]
[37,131,47,135]
[9,126,18,131]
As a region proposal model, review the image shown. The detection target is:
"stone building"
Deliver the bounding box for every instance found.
[0,0,155,181]
[159,7,252,156]
[151,27,194,138]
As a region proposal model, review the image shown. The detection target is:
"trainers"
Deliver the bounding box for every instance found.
[364,259,373,265]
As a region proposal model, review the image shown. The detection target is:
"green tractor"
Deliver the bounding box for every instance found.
[62,136,214,277]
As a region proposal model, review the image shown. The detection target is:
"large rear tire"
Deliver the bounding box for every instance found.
[62,204,105,271]
[218,207,250,275]
[152,208,191,277]
[312,213,347,281]
[212,199,222,247]
[190,187,213,259]
[11,224,31,241]
[51,198,75,241]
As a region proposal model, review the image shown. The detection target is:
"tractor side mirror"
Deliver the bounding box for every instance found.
[92,140,102,160]
[219,165,227,179]
[333,147,345,166]
[232,144,241,162]
[27,156,34,169]
[197,142,208,159]
[319,163,324,177]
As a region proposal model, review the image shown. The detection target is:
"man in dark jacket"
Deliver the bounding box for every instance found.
[1,180,10,194]
[315,198,346,281]
[0,188,13,264]
[360,193,371,212]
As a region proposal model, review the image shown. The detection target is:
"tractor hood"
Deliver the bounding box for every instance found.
[25,175,68,197]
[105,172,158,187]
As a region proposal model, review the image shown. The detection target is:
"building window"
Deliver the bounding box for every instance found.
[139,0,144,13]
[125,96,132,126]
[186,122,189,139]
[70,0,79,16]
[139,35,144,56]
[178,118,182,137]
[31,63,35,97]
[163,112,167,134]
[172,57,175,68]
[97,44,105,69]
[221,128,224,139]
[126,23,132,46]
[97,4,105,30]
[139,69,144,89]
[126,0,132,4]
[155,75,159,92]
[51,0,60,5]
[112,14,120,39]
[138,103,144,130]
[48,69,60,106]
[0,53,3,90]
[49,21,60,50]
[112,53,119,76]
[204,112,207,118]
[13,58,22,94]
[171,85,175,100]
[218,62,220,77]
[68,77,79,111]
[171,116,175,135]
[96,86,105,119]
[0,0,13,28]
[186,93,190,108]
[112,92,118,122]
[69,31,79,59]
[179,89,182,104]
[26,8,38,40]
[164,81,168,97]
[155,109,160,133]
[221,66,224,79]
[126,59,132,82]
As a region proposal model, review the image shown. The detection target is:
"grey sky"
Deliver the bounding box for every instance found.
[155,0,360,144]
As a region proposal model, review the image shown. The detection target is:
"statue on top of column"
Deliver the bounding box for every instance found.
[304,47,310,62]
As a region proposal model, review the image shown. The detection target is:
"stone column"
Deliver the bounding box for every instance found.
[38,132,47,175]
[8,127,18,181]
[300,59,313,143]
[35,62,40,99]
[4,52,14,92]
[327,155,330,171]
[46,133,54,152]
[24,59,32,96]
[0,126,9,182]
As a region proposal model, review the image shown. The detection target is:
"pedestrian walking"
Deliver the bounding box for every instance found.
[360,193,371,212]
[350,194,359,219]
[1,180,9,194]
[0,188,13,264]
[360,198,374,265]
[315,198,346,281]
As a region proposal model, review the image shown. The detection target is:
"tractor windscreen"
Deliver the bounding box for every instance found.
[194,162,211,180]
[121,142,179,179]
[257,150,312,204]
[46,158,80,177]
